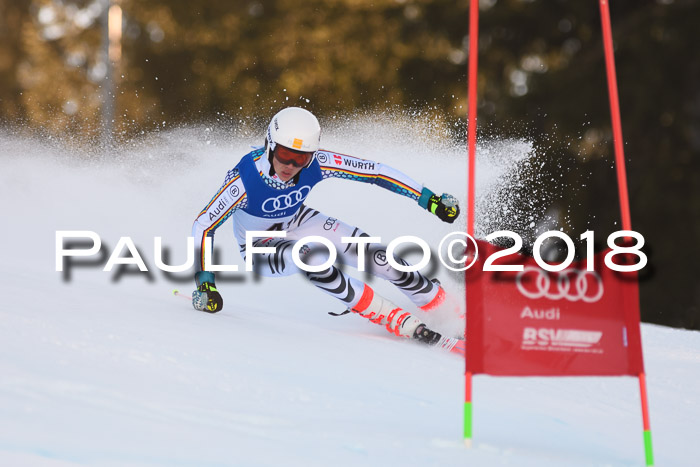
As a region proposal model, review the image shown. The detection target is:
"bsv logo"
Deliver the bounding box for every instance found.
[262,186,311,213]
[522,327,603,349]
[516,267,604,303]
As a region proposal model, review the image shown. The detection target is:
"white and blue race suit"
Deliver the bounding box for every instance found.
[192,147,439,309]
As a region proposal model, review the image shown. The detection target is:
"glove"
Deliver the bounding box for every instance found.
[192,271,223,313]
[418,188,460,223]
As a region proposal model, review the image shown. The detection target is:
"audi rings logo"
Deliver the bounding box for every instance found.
[516,267,604,303]
[229,185,240,198]
[316,153,328,164]
[262,186,311,213]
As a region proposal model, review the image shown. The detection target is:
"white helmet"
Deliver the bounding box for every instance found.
[265,107,321,166]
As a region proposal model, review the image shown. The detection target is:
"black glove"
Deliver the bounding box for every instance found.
[192,271,223,313]
[419,188,460,223]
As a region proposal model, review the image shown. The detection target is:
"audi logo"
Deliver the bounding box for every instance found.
[515,267,604,303]
[262,186,311,213]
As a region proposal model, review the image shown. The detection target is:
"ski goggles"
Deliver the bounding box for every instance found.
[273,145,314,168]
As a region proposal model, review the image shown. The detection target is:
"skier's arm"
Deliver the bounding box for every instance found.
[317,150,423,198]
[191,168,247,312]
[316,150,459,223]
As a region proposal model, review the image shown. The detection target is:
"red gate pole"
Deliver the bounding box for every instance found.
[599,0,632,232]
[467,0,478,239]
[599,1,653,465]
[638,372,655,465]
[464,0,480,448]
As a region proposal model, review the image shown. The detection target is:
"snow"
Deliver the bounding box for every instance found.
[1,119,699,466]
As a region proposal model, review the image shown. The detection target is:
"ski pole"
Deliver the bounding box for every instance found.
[172,289,192,301]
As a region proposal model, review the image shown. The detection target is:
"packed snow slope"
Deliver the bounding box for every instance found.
[1,116,699,467]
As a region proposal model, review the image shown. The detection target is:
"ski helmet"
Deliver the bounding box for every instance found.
[265,107,321,169]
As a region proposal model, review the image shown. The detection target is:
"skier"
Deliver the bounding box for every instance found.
[191,107,460,346]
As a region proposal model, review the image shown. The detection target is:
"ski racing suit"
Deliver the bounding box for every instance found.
[191,147,452,337]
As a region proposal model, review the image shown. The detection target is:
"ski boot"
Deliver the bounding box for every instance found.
[350,285,422,338]
[413,323,442,345]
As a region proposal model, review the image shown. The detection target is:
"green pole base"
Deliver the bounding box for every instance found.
[643,430,654,466]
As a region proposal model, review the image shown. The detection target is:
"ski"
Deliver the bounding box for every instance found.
[435,335,466,357]
[175,290,465,357]
[329,307,465,357]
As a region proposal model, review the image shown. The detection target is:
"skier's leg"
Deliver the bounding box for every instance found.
[247,206,447,340]
[243,212,366,306]
[248,234,427,338]
[344,282,426,338]
[361,245,447,311]
[303,212,445,310]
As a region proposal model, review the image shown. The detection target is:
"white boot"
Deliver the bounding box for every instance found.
[351,285,422,337]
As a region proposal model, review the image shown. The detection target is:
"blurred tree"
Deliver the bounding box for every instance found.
[5,0,472,132]
[9,0,105,137]
[117,0,470,129]
[0,0,31,122]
